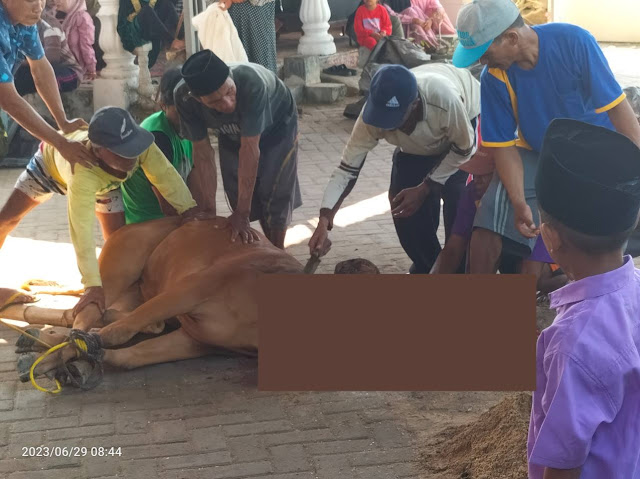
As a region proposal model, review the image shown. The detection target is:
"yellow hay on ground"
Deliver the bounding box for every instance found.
[422,393,532,479]
[514,0,549,25]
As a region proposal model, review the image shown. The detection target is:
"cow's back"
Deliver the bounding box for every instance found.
[141,217,303,296]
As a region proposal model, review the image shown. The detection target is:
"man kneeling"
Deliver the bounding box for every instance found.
[0,107,197,316]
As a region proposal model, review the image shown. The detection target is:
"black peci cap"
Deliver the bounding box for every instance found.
[536,118,640,236]
[181,49,230,97]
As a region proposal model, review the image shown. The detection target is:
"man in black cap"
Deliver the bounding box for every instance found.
[528,118,640,479]
[0,106,197,321]
[175,49,301,249]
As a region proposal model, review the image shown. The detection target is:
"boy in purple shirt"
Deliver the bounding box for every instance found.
[529,118,640,479]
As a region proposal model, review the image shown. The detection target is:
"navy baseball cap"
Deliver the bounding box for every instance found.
[363,65,419,130]
[89,107,154,159]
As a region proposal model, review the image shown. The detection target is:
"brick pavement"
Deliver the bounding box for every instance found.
[0,104,431,478]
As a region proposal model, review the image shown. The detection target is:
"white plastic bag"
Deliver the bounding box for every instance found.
[191,2,249,63]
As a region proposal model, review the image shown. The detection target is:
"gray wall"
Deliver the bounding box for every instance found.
[281,0,361,21]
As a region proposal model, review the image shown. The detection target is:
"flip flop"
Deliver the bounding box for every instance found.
[323,64,357,77]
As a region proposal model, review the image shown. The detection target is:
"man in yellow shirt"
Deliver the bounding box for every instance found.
[0,106,198,316]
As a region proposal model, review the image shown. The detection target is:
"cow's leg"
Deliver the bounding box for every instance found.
[96,279,211,347]
[97,267,253,348]
[99,217,181,307]
[71,219,182,332]
[103,328,213,370]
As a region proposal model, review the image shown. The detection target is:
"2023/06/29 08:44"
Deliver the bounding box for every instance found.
[21,446,123,457]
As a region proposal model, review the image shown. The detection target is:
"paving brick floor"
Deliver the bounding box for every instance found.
[0,103,431,479]
[0,45,638,478]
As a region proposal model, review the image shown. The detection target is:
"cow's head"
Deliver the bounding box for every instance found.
[334,259,380,274]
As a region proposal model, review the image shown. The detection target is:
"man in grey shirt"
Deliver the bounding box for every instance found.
[175,49,301,248]
[309,64,480,273]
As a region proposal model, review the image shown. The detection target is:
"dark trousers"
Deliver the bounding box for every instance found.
[389,147,468,274]
[14,64,79,96]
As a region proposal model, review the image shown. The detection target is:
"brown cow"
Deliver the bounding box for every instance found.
[4,216,304,379]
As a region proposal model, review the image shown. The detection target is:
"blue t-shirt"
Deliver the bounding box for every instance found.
[480,23,624,153]
[0,3,44,83]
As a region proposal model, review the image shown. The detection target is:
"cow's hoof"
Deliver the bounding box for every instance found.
[15,329,41,353]
[61,360,102,390]
[16,352,38,382]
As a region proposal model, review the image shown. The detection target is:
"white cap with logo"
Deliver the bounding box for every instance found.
[452,0,521,68]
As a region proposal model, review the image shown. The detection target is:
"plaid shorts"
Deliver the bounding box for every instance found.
[15,149,124,214]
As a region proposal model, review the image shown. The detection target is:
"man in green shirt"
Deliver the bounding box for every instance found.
[121,68,196,224]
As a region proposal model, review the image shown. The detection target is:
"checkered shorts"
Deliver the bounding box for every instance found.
[15,149,124,214]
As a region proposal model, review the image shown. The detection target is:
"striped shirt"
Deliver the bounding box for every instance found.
[38,12,83,81]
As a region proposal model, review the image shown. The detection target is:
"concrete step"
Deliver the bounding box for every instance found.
[320,70,361,97]
[304,83,347,104]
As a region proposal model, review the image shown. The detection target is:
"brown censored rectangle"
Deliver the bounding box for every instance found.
[258,275,536,391]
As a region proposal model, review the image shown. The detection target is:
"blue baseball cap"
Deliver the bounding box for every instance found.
[363,65,419,130]
[452,0,521,68]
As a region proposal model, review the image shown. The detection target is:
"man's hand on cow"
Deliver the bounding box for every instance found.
[73,286,105,319]
[181,207,216,224]
[229,211,260,244]
[56,138,96,173]
[391,181,430,218]
[514,202,540,239]
[308,217,332,257]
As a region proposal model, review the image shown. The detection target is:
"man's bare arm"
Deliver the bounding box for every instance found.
[191,137,218,213]
[28,56,71,131]
[236,135,260,215]
[608,98,640,148]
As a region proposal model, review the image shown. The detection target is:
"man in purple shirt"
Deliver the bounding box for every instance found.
[529,118,640,479]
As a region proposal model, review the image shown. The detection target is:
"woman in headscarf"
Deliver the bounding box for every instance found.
[220,0,277,75]
[395,0,456,50]
[55,0,97,79]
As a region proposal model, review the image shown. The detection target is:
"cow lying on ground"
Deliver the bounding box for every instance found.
[3,216,305,380]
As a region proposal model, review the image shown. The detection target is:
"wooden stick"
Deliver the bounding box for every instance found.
[0,304,73,327]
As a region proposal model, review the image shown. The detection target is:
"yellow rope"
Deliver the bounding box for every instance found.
[0,319,53,349]
[28,338,88,394]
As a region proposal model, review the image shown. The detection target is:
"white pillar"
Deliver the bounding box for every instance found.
[135,43,155,98]
[297,0,336,56]
[93,0,140,111]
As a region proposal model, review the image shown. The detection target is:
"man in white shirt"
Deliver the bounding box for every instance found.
[309,63,480,273]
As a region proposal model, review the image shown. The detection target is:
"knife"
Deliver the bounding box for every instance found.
[303,252,321,274]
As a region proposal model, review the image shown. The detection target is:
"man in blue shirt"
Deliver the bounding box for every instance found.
[0,0,92,170]
[452,0,640,273]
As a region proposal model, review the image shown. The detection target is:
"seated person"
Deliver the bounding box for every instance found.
[395,0,456,50]
[354,0,393,51]
[0,107,197,316]
[56,0,97,80]
[121,68,195,224]
[14,0,84,96]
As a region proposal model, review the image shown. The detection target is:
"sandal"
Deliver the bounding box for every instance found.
[323,64,357,77]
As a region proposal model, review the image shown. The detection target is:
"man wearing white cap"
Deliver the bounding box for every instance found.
[452,0,640,273]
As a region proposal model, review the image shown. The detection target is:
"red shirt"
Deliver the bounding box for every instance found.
[354,4,392,49]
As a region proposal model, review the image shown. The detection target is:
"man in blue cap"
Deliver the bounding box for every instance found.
[309,63,480,274]
[451,0,640,274]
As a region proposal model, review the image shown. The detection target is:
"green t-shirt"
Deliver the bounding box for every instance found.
[121,111,194,224]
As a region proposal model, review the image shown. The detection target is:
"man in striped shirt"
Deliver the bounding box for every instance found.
[309,63,480,274]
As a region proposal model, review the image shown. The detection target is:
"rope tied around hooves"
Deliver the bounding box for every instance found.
[29,329,105,394]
